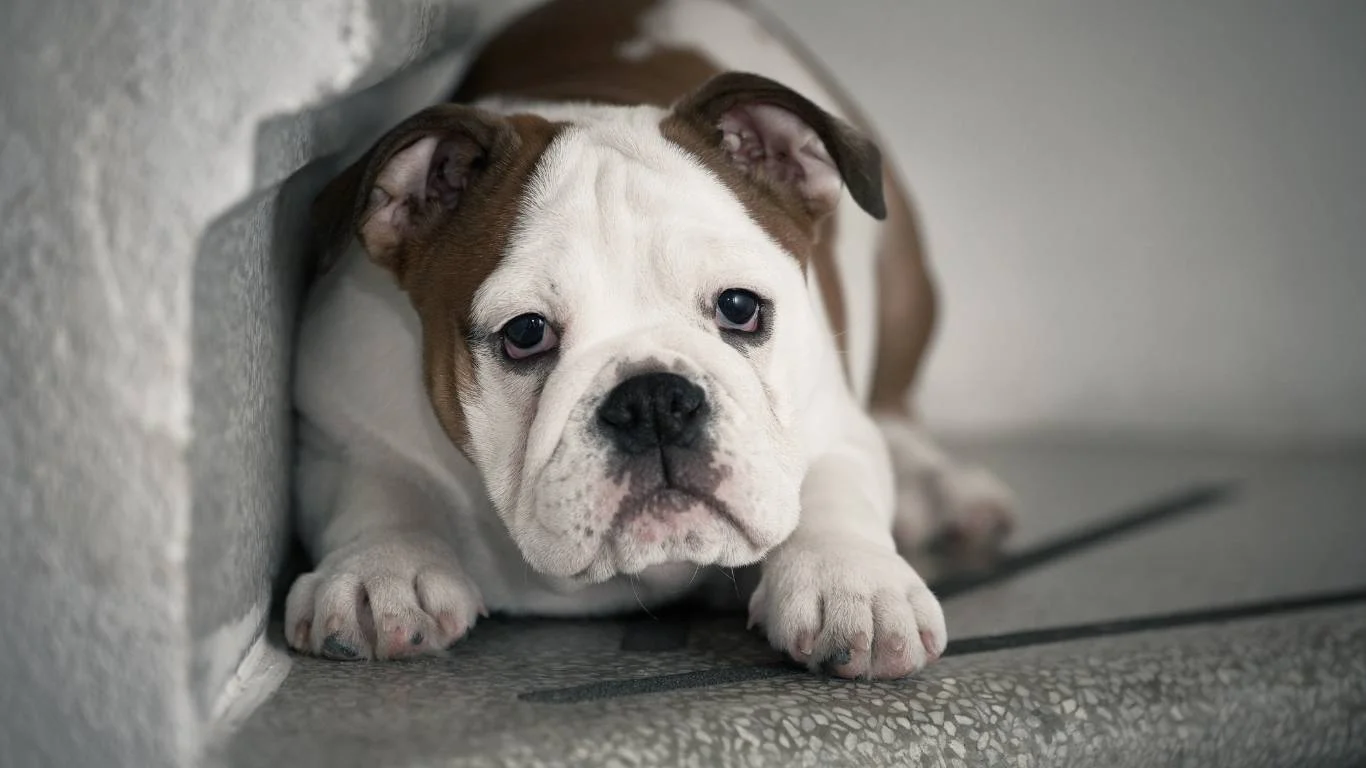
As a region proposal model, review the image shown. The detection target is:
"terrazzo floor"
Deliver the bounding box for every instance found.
[211,439,1366,767]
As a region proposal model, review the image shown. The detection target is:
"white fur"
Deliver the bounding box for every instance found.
[464,105,812,583]
[284,0,1013,675]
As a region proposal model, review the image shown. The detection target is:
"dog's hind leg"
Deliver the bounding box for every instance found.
[866,170,1015,554]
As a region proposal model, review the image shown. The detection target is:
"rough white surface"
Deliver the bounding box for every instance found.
[762,0,1366,446]
[0,0,481,765]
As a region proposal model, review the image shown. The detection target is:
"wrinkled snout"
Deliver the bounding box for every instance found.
[514,348,802,583]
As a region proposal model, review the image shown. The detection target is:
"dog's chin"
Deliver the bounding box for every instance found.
[516,483,793,587]
[575,488,774,583]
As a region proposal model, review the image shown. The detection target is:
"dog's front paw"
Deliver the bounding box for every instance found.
[284,535,485,661]
[748,539,947,679]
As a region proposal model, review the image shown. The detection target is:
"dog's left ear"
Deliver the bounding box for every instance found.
[668,71,886,221]
[310,105,515,279]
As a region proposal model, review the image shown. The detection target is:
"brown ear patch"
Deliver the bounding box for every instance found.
[662,72,890,374]
[661,109,816,265]
[410,114,563,453]
[311,105,517,283]
[311,109,564,453]
[665,71,886,225]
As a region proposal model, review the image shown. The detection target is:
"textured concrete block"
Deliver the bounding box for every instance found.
[0,0,485,764]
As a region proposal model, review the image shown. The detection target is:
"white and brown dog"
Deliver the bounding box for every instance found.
[286,0,1014,679]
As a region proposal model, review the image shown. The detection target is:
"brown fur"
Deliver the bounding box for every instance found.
[661,75,886,357]
[313,108,563,449]
[734,0,941,409]
[455,0,718,107]
[809,216,847,355]
[868,170,936,414]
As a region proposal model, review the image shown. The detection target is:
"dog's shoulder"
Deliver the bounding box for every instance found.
[294,247,466,487]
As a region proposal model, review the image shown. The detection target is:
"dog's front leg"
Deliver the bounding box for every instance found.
[284,451,485,661]
[748,404,947,679]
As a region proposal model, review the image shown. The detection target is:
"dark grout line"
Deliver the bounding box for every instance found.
[932,483,1234,600]
[943,586,1366,657]
[615,483,1233,654]
[523,586,1366,704]
[519,664,796,704]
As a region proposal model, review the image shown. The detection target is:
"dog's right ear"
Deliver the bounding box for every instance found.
[312,105,517,280]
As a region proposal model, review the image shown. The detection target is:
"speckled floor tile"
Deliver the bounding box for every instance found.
[211,443,1366,767]
[941,444,1366,637]
[212,606,1366,767]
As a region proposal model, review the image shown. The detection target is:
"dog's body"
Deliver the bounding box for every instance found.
[287,0,1013,678]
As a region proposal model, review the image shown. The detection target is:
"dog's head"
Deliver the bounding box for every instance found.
[314,73,886,583]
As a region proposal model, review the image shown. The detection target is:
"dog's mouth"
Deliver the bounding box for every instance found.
[564,450,764,582]
[614,483,760,550]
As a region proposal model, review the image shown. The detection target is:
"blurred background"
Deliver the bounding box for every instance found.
[761,0,1366,447]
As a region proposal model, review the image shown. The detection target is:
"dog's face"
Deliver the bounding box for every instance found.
[315,73,886,583]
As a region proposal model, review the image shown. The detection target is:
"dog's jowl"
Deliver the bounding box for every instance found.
[286,0,1015,679]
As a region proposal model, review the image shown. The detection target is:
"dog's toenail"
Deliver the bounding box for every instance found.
[829,648,852,667]
[322,634,359,660]
[410,631,424,646]
[921,630,941,661]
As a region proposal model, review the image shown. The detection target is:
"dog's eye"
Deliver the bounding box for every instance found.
[715,289,761,332]
[502,313,558,360]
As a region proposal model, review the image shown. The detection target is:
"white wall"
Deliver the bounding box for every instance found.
[0,1,481,765]
[763,0,1366,446]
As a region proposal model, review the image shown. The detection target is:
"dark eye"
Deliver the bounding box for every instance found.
[715,289,761,332]
[501,313,559,360]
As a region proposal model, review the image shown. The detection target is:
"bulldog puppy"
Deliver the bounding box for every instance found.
[286,0,1014,678]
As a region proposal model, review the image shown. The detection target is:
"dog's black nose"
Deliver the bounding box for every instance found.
[598,373,708,454]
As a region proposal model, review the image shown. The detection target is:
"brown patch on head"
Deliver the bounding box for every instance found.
[455,0,721,107]
[311,106,563,451]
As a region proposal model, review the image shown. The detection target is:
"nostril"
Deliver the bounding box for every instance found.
[666,389,703,423]
[598,402,636,429]
[677,387,704,417]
